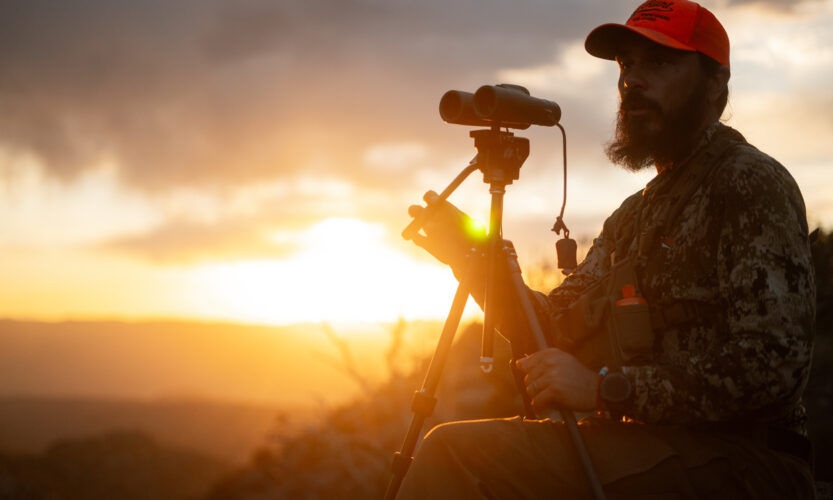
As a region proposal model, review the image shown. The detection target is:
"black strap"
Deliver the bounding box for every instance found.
[630,129,745,330]
[636,127,744,263]
[659,135,740,239]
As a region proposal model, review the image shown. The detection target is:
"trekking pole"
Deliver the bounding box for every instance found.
[494,233,607,500]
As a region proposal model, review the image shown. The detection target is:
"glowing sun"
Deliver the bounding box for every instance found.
[193,218,465,325]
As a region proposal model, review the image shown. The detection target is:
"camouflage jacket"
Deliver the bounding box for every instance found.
[534,123,815,433]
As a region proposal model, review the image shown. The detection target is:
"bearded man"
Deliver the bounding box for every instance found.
[396,0,816,498]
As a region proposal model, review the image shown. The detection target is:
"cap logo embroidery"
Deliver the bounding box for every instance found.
[628,0,675,22]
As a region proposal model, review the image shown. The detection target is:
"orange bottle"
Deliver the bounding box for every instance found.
[612,284,652,364]
[616,285,647,306]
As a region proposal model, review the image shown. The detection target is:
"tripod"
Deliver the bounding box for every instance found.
[385,128,606,500]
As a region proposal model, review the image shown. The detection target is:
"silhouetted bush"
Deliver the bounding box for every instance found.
[809,227,833,481]
[205,323,522,499]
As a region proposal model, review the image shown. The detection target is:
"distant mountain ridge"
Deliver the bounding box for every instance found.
[0,318,416,406]
[0,318,441,463]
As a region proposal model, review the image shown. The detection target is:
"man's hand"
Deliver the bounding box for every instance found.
[516,348,597,412]
[408,191,486,271]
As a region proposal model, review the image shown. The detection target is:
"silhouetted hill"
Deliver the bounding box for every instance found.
[0,396,285,464]
[0,429,229,500]
[0,318,442,462]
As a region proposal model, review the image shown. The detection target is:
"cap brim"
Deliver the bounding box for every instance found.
[585,23,696,60]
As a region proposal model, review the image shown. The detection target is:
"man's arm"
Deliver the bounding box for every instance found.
[526,191,642,345]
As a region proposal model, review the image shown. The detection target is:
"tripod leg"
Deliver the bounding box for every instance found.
[384,268,473,500]
[501,240,608,500]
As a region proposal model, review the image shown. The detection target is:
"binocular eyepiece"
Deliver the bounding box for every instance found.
[439,84,561,129]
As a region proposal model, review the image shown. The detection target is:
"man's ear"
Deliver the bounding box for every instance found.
[708,65,730,105]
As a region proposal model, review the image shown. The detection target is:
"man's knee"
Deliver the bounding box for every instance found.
[417,420,471,460]
[417,418,520,463]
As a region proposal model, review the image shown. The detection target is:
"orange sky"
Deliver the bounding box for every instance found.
[0,0,831,325]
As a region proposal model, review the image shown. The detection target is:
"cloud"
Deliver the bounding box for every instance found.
[2,0,824,191]
[723,0,814,11]
[0,0,610,193]
[2,0,831,266]
[0,158,160,247]
[719,0,833,230]
[99,174,362,262]
[102,217,295,263]
[363,142,429,171]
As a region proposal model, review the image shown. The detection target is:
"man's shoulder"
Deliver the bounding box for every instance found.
[706,126,808,231]
[604,189,644,230]
[710,126,802,199]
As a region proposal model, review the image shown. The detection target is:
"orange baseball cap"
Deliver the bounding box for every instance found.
[585,0,730,67]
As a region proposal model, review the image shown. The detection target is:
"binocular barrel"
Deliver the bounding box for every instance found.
[474,85,561,127]
[439,90,504,128]
[439,85,560,129]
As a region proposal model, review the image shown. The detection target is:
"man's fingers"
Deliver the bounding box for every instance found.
[525,376,539,393]
[518,349,567,381]
[519,348,597,412]
[528,376,547,393]
[527,377,559,410]
[525,377,543,399]
[412,234,444,259]
[411,233,429,249]
[422,190,440,203]
[515,354,533,372]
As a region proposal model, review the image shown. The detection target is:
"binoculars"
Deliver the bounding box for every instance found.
[439,84,561,129]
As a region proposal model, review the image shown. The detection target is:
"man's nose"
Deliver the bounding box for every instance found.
[620,64,648,92]
[622,69,647,91]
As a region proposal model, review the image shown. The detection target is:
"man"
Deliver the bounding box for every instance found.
[398,0,816,498]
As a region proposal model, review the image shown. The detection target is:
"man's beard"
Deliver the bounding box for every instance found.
[605,80,710,172]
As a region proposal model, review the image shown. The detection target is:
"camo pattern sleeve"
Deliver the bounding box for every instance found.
[527,191,643,334]
[620,135,815,431]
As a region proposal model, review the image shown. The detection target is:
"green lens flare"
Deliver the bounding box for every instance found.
[465,218,487,241]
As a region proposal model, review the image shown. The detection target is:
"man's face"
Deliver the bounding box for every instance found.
[606,35,712,171]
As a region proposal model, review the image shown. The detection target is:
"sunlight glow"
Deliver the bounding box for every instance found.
[363,142,429,170]
[194,218,468,325]
[0,153,159,246]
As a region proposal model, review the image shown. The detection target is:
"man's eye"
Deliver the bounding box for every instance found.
[652,57,669,67]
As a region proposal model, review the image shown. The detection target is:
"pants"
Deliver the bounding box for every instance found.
[396,416,814,500]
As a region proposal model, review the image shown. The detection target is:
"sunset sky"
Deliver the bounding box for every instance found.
[1,0,831,325]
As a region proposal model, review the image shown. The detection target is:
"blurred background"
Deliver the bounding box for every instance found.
[0,0,830,498]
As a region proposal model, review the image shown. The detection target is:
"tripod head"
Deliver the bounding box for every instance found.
[400,126,529,242]
[469,129,529,186]
[403,84,554,241]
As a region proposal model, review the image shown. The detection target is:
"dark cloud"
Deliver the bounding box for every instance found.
[5,0,793,196]
[102,217,297,263]
[0,0,720,262]
[0,0,618,192]
[1,0,826,270]
[100,182,371,262]
[725,0,806,9]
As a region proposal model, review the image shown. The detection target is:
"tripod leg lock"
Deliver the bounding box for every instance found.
[410,390,438,417]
